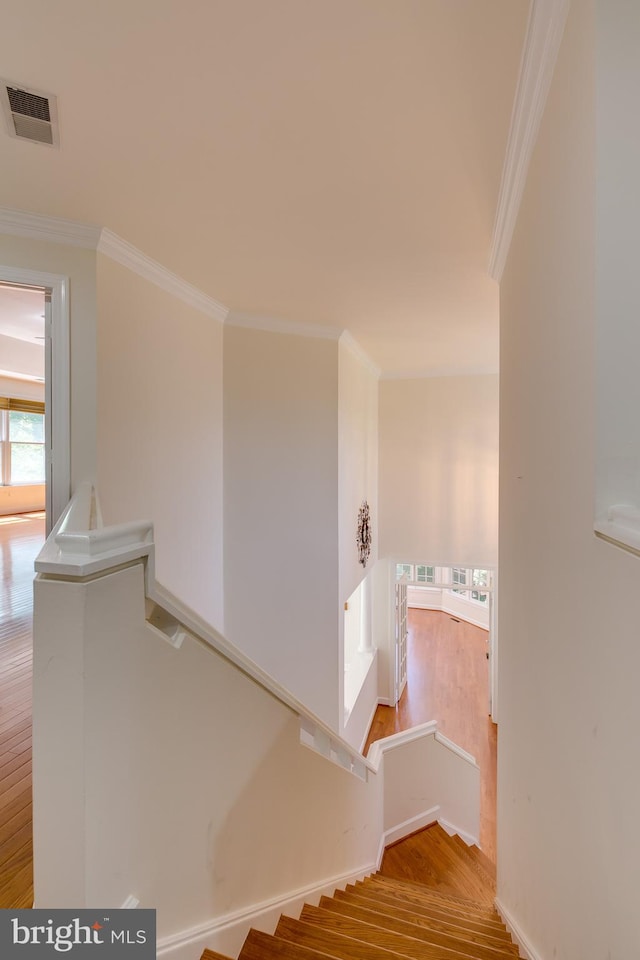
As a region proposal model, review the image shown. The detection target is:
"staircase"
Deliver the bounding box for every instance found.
[200,824,520,960]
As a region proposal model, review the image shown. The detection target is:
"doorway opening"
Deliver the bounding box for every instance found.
[0,269,68,908]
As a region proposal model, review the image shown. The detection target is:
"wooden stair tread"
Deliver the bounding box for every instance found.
[365,877,500,921]
[239,928,337,960]
[379,826,494,904]
[348,884,507,935]
[347,880,503,930]
[315,897,518,959]
[205,825,505,960]
[443,834,496,889]
[277,915,413,959]
[277,913,482,960]
[332,890,517,952]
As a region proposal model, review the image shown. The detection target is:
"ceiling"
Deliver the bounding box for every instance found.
[0,285,45,343]
[0,0,529,377]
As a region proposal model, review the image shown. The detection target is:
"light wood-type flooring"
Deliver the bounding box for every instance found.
[0,511,45,908]
[364,609,497,863]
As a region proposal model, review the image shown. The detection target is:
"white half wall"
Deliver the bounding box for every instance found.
[96,255,224,630]
[223,325,339,727]
[499,1,640,957]
[379,375,498,568]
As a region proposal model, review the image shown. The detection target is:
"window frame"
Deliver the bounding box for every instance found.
[0,399,46,487]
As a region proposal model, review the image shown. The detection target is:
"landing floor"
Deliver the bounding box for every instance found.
[364,609,497,862]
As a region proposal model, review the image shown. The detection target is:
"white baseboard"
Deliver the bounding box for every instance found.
[381,806,441,854]
[495,897,543,960]
[158,802,458,960]
[438,817,478,847]
[377,696,393,707]
[156,861,377,960]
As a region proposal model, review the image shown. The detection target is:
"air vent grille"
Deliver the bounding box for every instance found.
[1,80,59,147]
[7,87,51,122]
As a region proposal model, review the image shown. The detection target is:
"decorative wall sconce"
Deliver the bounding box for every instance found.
[356,500,372,567]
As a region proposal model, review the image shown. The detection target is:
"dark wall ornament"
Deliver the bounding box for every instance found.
[356,500,372,567]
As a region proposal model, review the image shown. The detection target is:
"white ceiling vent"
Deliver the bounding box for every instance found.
[1,80,59,147]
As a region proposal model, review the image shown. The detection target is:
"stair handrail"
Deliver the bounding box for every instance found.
[35,482,377,780]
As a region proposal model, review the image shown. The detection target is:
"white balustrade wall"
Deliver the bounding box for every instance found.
[33,484,481,960]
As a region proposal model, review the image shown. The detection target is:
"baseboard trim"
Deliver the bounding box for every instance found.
[381,806,441,854]
[156,860,377,960]
[438,817,478,847]
[494,897,543,960]
[157,803,454,960]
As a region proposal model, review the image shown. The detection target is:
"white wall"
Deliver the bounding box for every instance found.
[594,0,640,522]
[379,375,498,567]
[223,326,339,727]
[33,562,382,947]
[0,235,97,488]
[499,1,640,956]
[96,255,224,630]
[338,336,378,602]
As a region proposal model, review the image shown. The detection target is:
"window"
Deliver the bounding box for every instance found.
[416,564,435,583]
[471,568,489,604]
[451,566,467,595]
[396,563,413,580]
[0,399,45,485]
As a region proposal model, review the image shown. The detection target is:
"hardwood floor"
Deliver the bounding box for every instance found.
[364,609,497,863]
[0,512,44,908]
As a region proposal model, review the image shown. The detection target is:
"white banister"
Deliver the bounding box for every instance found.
[33,484,482,938]
[35,482,375,781]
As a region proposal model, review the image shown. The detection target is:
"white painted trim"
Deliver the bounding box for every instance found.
[0,207,230,321]
[594,504,640,557]
[35,483,377,782]
[438,818,478,848]
[358,698,381,755]
[434,731,477,766]
[377,696,393,707]
[367,720,438,767]
[495,898,543,960]
[156,799,450,960]
[156,859,378,960]
[0,207,101,248]
[383,807,441,849]
[488,0,571,281]
[121,895,140,909]
[97,229,229,322]
[225,310,340,341]
[339,330,381,379]
[0,264,70,526]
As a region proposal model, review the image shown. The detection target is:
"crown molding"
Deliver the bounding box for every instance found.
[339,330,381,379]
[225,310,340,341]
[0,207,230,320]
[488,0,570,282]
[97,229,229,322]
[0,207,101,248]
